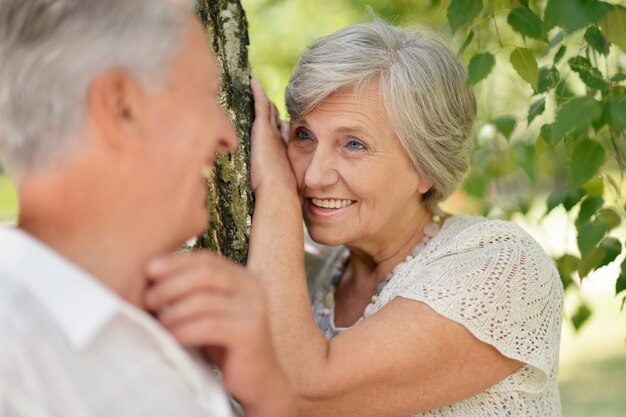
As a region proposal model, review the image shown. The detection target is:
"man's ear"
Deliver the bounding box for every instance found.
[87,70,146,152]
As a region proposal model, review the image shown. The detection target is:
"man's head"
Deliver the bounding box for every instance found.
[0,0,237,249]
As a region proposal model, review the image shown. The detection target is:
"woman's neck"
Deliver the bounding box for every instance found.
[345,206,434,285]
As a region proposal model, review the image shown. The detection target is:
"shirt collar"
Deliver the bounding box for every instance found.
[0,227,122,350]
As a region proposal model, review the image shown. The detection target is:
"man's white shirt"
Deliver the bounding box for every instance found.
[0,227,234,417]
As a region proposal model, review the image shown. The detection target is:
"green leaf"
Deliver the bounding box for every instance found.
[537,66,559,93]
[576,196,604,227]
[592,104,608,132]
[568,56,608,92]
[569,139,606,186]
[579,246,606,277]
[598,208,621,230]
[547,187,584,212]
[463,170,490,198]
[608,99,626,132]
[564,188,585,211]
[544,0,613,34]
[553,45,567,65]
[528,98,545,126]
[611,73,626,82]
[507,7,546,41]
[584,26,609,55]
[598,237,622,268]
[601,6,626,52]
[571,303,592,330]
[494,115,517,139]
[539,123,551,138]
[542,123,562,148]
[548,31,565,50]
[577,216,608,258]
[555,79,575,105]
[556,254,580,289]
[458,29,474,55]
[616,259,626,295]
[512,143,536,183]
[547,188,567,213]
[448,0,483,34]
[581,178,604,197]
[510,47,538,90]
[467,52,495,86]
[551,97,602,145]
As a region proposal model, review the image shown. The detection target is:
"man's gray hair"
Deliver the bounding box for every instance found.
[0,0,194,179]
[286,20,477,208]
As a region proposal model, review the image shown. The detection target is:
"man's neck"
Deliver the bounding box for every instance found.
[17,181,158,308]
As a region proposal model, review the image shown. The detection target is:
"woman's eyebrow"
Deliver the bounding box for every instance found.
[334,125,376,139]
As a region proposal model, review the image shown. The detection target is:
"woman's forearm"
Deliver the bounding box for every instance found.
[247,185,329,383]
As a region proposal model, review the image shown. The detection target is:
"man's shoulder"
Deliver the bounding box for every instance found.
[0,275,26,320]
[0,276,46,339]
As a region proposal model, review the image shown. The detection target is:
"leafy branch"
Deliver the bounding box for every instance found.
[448,0,626,330]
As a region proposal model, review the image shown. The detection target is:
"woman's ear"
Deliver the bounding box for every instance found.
[86,70,146,152]
[417,176,433,195]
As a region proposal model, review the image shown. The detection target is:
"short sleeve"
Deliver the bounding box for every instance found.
[393,220,563,393]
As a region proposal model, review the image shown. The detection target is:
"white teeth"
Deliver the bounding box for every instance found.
[311,198,354,209]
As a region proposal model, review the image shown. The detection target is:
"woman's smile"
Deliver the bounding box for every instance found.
[306,197,356,218]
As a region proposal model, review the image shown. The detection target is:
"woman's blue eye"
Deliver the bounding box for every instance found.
[346,139,366,150]
[295,128,312,140]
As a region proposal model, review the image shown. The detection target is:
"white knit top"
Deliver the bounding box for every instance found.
[306,215,563,417]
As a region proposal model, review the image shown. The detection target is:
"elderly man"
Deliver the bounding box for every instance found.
[0,0,293,416]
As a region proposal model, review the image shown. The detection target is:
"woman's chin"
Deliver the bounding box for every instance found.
[306,227,348,247]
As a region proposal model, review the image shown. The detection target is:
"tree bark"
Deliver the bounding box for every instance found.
[194,0,253,265]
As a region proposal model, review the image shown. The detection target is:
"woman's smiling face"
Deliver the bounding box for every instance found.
[287,80,432,252]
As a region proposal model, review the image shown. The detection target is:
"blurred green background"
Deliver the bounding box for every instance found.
[1,0,624,415]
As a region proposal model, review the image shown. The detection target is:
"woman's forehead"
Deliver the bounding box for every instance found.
[295,90,398,146]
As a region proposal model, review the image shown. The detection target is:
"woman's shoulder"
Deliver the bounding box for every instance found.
[411,214,560,290]
[440,214,534,240]
[436,214,551,258]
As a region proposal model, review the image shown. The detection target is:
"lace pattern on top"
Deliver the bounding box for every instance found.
[308,215,563,417]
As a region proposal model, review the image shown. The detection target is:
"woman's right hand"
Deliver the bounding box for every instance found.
[249,78,298,195]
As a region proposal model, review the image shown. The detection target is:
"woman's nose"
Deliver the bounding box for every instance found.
[303,147,339,189]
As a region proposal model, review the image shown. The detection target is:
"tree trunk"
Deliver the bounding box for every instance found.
[194,0,253,265]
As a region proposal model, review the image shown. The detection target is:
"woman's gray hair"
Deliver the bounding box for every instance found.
[285,20,476,208]
[0,0,194,180]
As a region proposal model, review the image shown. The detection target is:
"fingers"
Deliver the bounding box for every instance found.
[269,100,276,125]
[145,250,267,348]
[144,251,249,310]
[251,77,283,129]
[144,249,289,412]
[146,251,215,280]
[280,120,291,144]
[251,77,271,121]
[145,267,233,310]
[164,293,267,348]
[172,316,238,347]
[157,292,236,327]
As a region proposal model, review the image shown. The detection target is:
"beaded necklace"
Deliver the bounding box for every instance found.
[323,212,444,326]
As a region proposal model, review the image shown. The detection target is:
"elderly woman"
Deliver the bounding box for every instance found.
[246,20,563,416]
[151,20,563,417]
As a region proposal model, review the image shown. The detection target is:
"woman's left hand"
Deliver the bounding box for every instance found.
[249,78,298,194]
